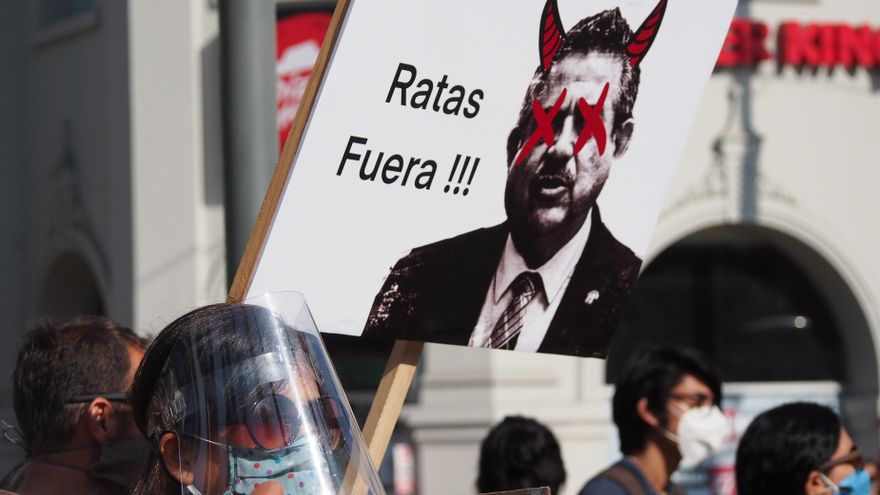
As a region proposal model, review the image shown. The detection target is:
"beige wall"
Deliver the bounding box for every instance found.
[128,0,227,334]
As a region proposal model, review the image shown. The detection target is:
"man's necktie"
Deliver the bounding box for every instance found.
[488,272,541,350]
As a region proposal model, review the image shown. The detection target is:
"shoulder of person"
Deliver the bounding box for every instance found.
[590,214,641,268]
[667,480,686,495]
[389,222,507,273]
[579,476,632,495]
[580,460,654,495]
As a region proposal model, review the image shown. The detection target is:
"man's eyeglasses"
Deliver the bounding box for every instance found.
[67,392,130,404]
[668,393,715,409]
[818,446,864,473]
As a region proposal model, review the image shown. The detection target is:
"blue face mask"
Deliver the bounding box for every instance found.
[226,436,336,495]
[821,468,871,495]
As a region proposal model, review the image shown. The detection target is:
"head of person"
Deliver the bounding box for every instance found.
[612,346,724,467]
[736,402,870,495]
[12,315,147,490]
[129,303,351,495]
[504,2,662,248]
[476,416,567,494]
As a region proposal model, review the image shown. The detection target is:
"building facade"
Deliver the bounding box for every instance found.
[1,1,879,495]
[0,0,227,473]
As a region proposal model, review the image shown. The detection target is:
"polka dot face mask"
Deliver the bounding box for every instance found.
[225,435,328,495]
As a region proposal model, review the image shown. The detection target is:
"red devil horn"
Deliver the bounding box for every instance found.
[626,0,668,67]
[540,0,565,71]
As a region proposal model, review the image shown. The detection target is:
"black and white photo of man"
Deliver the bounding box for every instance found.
[363,0,668,358]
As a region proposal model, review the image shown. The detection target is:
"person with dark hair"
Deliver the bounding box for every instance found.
[736,402,870,495]
[580,347,726,495]
[363,0,671,358]
[477,416,567,494]
[2,316,148,495]
[128,295,383,495]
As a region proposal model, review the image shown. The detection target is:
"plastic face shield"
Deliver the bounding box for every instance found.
[144,292,384,495]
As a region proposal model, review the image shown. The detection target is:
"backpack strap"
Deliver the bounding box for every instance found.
[667,482,686,495]
[595,463,650,495]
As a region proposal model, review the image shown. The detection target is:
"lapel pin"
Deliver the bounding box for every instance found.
[585,290,600,305]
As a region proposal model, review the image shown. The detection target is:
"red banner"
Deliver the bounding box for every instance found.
[276,12,333,148]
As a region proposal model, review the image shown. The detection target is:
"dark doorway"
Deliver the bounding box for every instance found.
[606,229,844,384]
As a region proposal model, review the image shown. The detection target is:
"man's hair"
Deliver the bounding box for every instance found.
[476,416,567,494]
[13,316,145,453]
[612,346,721,455]
[736,402,841,495]
[507,8,641,164]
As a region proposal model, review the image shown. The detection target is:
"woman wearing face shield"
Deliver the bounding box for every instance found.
[127,294,384,495]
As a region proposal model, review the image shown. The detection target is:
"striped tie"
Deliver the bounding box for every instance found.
[488,272,541,350]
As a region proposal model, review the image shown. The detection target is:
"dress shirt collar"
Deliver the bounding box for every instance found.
[493,209,593,304]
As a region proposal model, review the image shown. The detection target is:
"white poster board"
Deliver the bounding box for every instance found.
[247,0,737,358]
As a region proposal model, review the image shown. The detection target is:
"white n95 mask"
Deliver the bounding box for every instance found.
[662,405,727,468]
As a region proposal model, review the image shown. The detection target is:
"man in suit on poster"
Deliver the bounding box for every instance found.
[363,0,668,358]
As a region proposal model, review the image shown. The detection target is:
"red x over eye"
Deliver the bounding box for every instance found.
[514,88,567,165]
[574,81,610,156]
[513,81,611,166]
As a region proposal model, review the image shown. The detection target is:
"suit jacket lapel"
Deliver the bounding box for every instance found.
[425,222,508,345]
[540,209,629,357]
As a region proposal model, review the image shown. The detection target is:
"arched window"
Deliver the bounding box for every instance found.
[606,227,844,383]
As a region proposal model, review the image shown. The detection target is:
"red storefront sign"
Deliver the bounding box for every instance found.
[276,12,333,149]
[717,17,880,69]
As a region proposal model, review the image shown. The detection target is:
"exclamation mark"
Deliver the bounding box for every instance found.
[444,155,460,194]
[445,155,479,196]
[464,157,479,196]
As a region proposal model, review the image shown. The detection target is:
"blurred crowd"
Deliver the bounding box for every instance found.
[0,311,876,495]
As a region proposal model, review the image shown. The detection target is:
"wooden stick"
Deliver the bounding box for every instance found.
[362,340,424,464]
[345,340,423,495]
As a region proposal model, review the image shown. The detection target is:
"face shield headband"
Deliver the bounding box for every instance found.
[144,351,294,442]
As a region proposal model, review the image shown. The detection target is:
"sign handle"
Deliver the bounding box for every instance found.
[362,340,424,464]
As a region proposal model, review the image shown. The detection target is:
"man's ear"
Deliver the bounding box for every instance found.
[85,398,115,443]
[159,433,194,486]
[506,127,524,167]
[636,397,660,427]
[804,470,829,495]
[612,118,634,158]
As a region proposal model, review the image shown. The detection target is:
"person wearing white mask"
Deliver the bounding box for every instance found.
[736,402,870,495]
[580,347,726,495]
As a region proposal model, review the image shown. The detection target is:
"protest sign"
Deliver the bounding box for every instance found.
[239,0,736,359]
